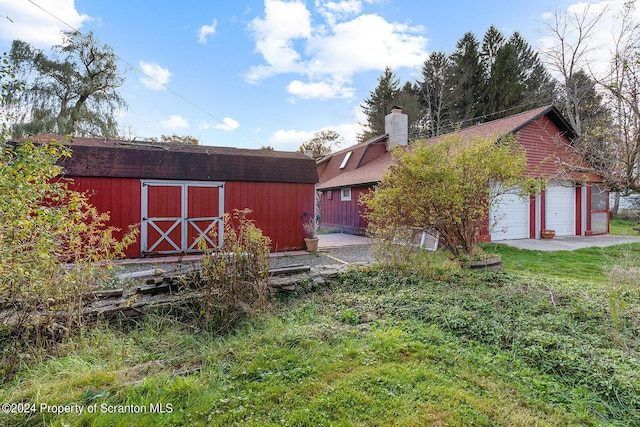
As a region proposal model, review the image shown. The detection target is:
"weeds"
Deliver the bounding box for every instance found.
[197,209,271,333]
[0,139,137,383]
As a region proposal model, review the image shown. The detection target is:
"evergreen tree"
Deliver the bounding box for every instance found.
[483,30,555,119]
[448,32,484,126]
[418,51,453,137]
[359,66,400,142]
[396,81,422,141]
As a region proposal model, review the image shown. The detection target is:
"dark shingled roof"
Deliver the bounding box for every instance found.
[318,105,579,190]
[26,135,319,184]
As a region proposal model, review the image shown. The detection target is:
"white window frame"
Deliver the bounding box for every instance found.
[341,187,351,201]
[339,151,352,169]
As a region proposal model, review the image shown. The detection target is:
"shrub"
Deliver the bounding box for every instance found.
[197,209,271,333]
[0,138,137,382]
[361,133,533,261]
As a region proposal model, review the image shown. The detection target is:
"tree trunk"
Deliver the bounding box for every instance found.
[611,191,621,218]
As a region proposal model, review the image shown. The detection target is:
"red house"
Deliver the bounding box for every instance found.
[317,106,609,241]
[34,135,318,257]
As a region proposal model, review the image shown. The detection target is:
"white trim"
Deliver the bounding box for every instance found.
[340,187,352,201]
[339,151,352,169]
[141,179,224,254]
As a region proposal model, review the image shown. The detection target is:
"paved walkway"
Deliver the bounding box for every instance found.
[498,234,640,251]
[318,233,372,250]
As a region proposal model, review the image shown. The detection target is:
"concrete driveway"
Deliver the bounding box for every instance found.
[498,235,640,251]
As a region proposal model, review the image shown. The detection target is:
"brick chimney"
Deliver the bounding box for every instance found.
[385,106,408,151]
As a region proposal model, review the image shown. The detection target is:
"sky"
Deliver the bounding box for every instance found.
[0,0,632,150]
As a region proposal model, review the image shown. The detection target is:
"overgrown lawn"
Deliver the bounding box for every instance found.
[2,257,639,426]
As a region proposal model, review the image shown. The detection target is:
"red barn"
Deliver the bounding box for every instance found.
[317,106,609,241]
[35,135,318,257]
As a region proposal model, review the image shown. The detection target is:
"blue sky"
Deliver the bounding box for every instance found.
[0,0,621,150]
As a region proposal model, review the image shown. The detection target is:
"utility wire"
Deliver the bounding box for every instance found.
[26,0,266,148]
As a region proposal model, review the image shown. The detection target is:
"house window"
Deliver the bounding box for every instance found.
[327,190,333,200]
[341,187,351,201]
[339,151,352,169]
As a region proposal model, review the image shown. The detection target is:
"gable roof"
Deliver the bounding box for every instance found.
[317,134,390,190]
[24,134,319,184]
[425,105,576,143]
[318,105,579,190]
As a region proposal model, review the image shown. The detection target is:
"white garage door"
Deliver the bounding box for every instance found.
[490,192,530,241]
[546,185,575,236]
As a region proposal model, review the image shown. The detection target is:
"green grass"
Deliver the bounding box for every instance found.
[483,241,640,284]
[2,251,640,426]
[610,217,640,236]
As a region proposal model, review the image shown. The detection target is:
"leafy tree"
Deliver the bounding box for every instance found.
[359,66,400,142]
[0,56,136,380]
[540,2,640,214]
[161,134,200,144]
[361,133,529,259]
[7,31,126,138]
[298,129,343,158]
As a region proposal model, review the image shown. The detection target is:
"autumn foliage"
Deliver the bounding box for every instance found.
[361,133,530,259]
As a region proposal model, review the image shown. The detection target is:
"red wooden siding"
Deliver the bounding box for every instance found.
[224,181,315,252]
[68,177,142,258]
[320,186,371,234]
[68,177,314,256]
[357,142,387,167]
[518,116,584,179]
[146,184,182,253]
[575,184,583,235]
[187,185,222,250]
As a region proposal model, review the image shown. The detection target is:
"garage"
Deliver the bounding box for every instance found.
[489,192,530,241]
[545,185,575,236]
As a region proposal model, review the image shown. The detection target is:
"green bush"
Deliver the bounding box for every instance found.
[0,138,137,382]
[197,209,271,333]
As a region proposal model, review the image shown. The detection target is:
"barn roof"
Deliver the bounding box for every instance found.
[27,135,319,184]
[318,105,580,190]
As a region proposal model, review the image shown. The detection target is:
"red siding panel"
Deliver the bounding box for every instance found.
[575,184,582,236]
[225,181,315,252]
[320,185,371,234]
[68,177,142,258]
[68,177,313,257]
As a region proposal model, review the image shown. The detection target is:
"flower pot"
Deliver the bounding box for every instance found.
[541,229,555,239]
[304,237,319,252]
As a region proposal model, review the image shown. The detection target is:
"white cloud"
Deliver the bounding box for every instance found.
[160,114,189,130]
[246,0,312,81]
[287,80,355,99]
[316,0,363,25]
[245,0,427,100]
[198,19,217,44]
[139,61,172,90]
[214,117,240,131]
[269,129,315,149]
[0,0,90,48]
[269,105,365,150]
